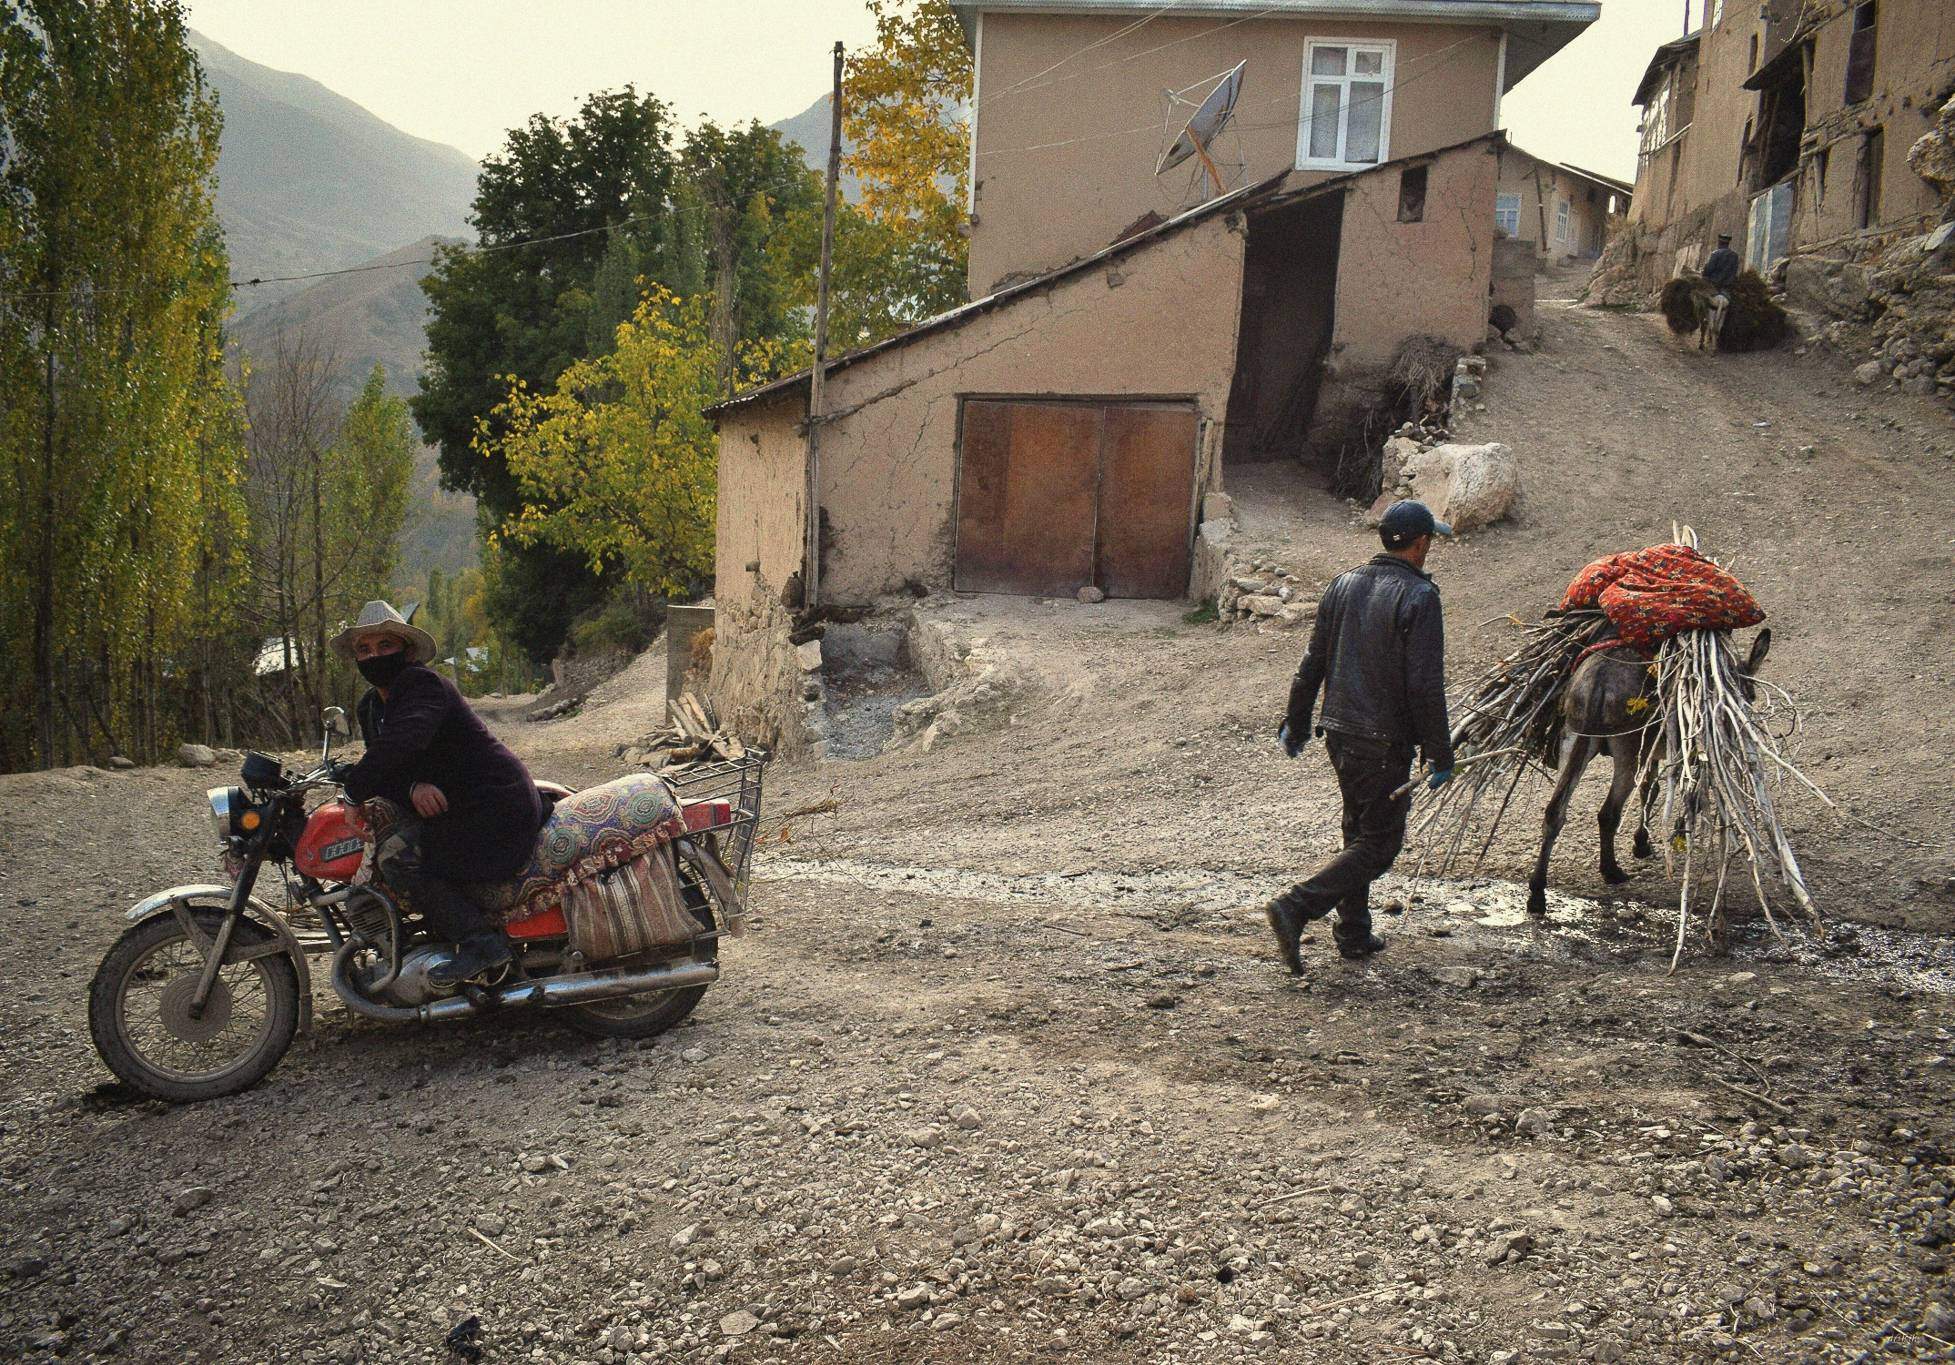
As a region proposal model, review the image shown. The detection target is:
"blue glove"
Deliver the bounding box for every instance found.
[1278,721,1305,759]
[1427,768,1454,791]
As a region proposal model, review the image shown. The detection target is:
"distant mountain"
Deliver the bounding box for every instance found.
[769,93,864,202]
[191,30,477,312]
[229,237,479,582]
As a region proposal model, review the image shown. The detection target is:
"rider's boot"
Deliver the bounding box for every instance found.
[431,929,513,988]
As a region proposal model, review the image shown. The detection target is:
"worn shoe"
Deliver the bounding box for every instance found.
[429,931,513,989]
[1264,898,1306,976]
[1336,933,1387,961]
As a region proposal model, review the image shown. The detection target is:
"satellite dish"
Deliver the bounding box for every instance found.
[1156,61,1246,200]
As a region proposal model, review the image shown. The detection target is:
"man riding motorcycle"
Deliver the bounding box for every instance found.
[331,601,543,987]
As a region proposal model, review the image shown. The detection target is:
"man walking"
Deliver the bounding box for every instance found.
[1264,501,1455,970]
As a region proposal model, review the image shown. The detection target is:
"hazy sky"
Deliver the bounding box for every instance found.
[184,0,1693,181]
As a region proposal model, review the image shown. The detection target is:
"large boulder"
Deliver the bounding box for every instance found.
[177,743,217,768]
[1907,101,1955,202]
[1782,255,1871,320]
[1399,442,1520,533]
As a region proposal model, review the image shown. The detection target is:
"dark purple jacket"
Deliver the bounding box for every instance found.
[343,665,542,882]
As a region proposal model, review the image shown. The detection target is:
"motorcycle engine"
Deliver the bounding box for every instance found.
[376,945,459,1008]
[341,886,456,1007]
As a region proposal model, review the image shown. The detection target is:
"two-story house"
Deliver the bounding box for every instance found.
[706,1,1597,748]
[960,1,1598,293]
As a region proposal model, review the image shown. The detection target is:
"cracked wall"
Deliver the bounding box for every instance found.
[814,210,1247,606]
[1312,141,1499,442]
[709,409,810,751]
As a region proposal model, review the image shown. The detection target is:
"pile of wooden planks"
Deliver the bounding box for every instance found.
[625,692,746,769]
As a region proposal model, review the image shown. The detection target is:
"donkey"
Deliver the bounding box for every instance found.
[1525,627,1771,918]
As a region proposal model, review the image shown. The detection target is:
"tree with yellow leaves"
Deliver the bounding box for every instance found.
[483,289,772,600]
[839,0,972,322]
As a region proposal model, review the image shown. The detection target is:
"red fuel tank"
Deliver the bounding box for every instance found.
[294,800,369,882]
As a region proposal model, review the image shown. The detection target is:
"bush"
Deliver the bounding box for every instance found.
[565,596,661,658]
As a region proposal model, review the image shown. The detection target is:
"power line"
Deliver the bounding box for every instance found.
[0,169,829,305]
[976,31,1485,160]
[975,2,1189,111]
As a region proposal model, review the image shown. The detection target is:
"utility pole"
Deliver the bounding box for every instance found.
[804,40,844,613]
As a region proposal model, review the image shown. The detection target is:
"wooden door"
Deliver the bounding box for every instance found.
[953,398,1196,599]
[1096,404,1198,599]
[953,400,1100,596]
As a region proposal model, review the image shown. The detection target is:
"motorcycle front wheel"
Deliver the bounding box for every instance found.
[88,909,300,1103]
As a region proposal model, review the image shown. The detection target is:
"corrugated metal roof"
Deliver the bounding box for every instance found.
[706,130,1506,419]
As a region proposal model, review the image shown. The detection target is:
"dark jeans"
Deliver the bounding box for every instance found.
[374,814,500,947]
[1281,731,1415,947]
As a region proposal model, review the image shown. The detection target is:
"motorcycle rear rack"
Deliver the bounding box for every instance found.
[664,750,767,897]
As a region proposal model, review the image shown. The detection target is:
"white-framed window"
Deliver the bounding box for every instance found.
[1495,192,1522,235]
[1555,197,1571,242]
[1296,40,1395,171]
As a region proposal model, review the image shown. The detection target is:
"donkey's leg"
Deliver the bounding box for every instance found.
[1597,738,1639,885]
[1529,738,1595,917]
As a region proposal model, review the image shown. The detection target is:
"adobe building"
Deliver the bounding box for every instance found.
[954,0,1597,294]
[707,140,1503,743]
[1597,0,1954,296]
[1494,144,1631,263]
[707,1,1605,744]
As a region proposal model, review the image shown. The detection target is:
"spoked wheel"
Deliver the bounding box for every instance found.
[566,882,718,1041]
[89,909,300,1103]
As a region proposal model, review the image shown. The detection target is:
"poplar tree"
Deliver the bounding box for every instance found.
[0,0,243,769]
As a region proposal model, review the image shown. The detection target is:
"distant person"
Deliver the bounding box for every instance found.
[1702,233,1742,292]
[1263,502,1456,971]
[333,601,543,988]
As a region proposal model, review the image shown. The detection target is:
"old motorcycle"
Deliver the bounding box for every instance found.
[87,708,762,1103]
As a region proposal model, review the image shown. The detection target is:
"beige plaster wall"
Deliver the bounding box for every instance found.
[708,404,809,751]
[968,12,1502,292]
[1495,151,1622,259]
[818,211,1247,603]
[1330,140,1498,371]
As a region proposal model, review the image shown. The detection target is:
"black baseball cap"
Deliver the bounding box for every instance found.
[1379,499,1452,549]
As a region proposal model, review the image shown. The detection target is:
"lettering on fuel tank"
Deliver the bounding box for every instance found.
[321,838,364,862]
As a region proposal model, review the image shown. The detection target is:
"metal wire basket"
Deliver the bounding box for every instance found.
[664,750,768,896]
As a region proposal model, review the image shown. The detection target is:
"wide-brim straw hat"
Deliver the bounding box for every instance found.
[330,600,437,665]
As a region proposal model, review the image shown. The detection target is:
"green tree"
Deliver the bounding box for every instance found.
[414,88,684,662]
[0,0,244,769]
[677,120,823,391]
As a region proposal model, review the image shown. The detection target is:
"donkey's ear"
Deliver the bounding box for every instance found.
[1745,627,1772,674]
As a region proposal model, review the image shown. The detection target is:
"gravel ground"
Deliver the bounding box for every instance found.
[4,308,1955,1363]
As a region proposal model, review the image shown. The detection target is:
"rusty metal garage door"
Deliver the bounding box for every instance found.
[953,399,1196,599]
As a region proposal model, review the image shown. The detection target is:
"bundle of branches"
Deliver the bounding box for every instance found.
[626,692,747,770]
[1638,626,1821,966]
[1408,609,1611,875]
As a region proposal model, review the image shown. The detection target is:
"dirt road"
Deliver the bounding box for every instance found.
[5,308,1955,1363]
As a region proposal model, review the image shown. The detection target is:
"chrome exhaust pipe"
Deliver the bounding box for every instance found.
[331,943,719,1024]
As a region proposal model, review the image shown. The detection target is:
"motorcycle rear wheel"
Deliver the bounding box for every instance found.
[89,909,300,1103]
[565,887,717,1041]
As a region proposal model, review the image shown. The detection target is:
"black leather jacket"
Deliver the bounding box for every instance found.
[1285,554,1455,770]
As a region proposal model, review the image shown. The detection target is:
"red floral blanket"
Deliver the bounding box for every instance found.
[1562,543,1764,656]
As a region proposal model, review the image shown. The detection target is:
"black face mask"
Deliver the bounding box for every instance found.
[357,652,411,687]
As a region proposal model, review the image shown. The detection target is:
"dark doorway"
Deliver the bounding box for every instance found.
[1223,194,1342,466]
[953,398,1197,599]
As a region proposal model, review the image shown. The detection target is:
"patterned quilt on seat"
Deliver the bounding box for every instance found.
[366,774,686,925]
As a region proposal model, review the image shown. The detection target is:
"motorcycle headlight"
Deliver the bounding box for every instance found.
[208,786,244,841]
